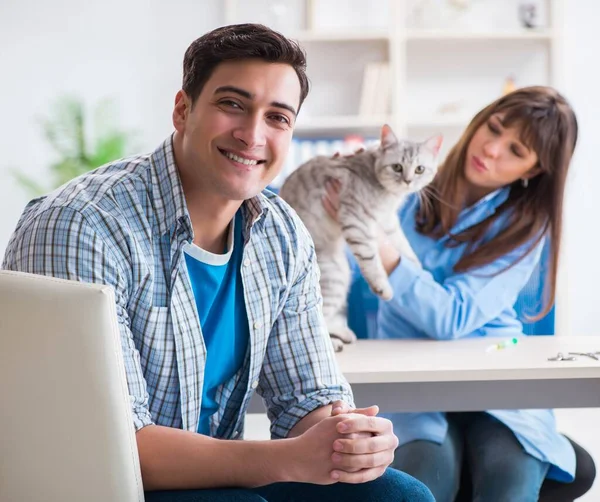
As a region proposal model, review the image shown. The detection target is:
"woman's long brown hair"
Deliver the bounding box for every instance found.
[417,86,578,317]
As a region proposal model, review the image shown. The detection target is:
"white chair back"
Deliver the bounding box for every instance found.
[0,271,144,502]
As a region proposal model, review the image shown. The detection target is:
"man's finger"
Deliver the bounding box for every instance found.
[337,415,392,435]
[351,405,379,417]
[331,403,379,418]
[333,433,397,455]
[331,466,387,484]
[330,400,352,416]
[331,450,393,470]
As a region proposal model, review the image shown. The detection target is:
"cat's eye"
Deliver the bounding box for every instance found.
[415,165,425,174]
[391,163,403,173]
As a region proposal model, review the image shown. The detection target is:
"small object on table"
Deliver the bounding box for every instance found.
[568,352,600,361]
[548,352,577,362]
[486,337,518,352]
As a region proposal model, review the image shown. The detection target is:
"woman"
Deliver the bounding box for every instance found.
[324,87,594,501]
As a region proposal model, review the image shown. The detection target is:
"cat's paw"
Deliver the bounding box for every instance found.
[330,336,345,352]
[330,326,357,344]
[330,329,357,352]
[371,282,394,301]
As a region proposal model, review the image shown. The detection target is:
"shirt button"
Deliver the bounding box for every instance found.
[244,259,251,267]
[233,430,239,437]
[251,380,259,389]
[253,321,262,329]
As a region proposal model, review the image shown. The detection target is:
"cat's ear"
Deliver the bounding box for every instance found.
[424,135,443,156]
[380,124,398,149]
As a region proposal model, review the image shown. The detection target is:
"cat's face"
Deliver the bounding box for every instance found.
[374,126,442,197]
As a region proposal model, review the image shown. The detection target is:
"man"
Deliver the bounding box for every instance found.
[3,24,433,501]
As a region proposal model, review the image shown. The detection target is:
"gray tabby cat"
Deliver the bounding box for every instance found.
[279,125,442,351]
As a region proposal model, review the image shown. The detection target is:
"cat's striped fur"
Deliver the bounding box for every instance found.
[279,125,442,351]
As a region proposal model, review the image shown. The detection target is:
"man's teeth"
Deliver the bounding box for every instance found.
[224,151,259,165]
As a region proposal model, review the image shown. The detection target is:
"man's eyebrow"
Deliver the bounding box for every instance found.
[270,100,297,117]
[214,85,297,117]
[215,85,252,100]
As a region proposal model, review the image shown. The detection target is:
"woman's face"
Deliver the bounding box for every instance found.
[464,113,539,193]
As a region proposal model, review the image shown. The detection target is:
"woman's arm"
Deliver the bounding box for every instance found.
[378,236,545,340]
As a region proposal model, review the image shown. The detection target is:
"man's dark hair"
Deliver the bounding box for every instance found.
[182,23,310,111]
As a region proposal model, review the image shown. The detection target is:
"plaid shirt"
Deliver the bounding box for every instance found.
[3,136,353,439]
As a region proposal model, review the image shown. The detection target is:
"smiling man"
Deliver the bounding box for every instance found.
[2,24,433,502]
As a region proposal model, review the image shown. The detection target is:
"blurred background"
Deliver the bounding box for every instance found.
[1,0,599,497]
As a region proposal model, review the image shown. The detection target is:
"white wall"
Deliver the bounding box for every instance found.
[0,0,222,252]
[551,2,600,499]
[557,1,600,336]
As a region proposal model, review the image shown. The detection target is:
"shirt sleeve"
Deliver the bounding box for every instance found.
[257,218,354,439]
[382,236,546,340]
[2,205,154,430]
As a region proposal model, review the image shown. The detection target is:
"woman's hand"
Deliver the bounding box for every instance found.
[323,146,365,221]
[322,178,342,223]
[377,232,402,276]
[331,147,365,159]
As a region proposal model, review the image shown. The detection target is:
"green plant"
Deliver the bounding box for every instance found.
[12,95,136,196]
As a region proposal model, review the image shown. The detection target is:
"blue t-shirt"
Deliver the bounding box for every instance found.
[183,211,249,436]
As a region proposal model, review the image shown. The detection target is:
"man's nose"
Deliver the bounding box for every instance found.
[232,115,266,148]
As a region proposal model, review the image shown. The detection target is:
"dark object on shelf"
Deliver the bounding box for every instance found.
[519,2,539,29]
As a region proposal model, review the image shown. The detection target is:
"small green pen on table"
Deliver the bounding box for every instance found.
[486,337,519,352]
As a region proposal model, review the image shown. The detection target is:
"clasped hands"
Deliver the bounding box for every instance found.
[290,400,399,485]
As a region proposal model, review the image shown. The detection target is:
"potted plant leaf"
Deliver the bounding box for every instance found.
[11,95,136,196]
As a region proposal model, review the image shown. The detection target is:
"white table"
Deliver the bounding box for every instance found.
[250,336,600,413]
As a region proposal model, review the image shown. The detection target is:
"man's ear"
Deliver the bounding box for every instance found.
[172,90,191,132]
